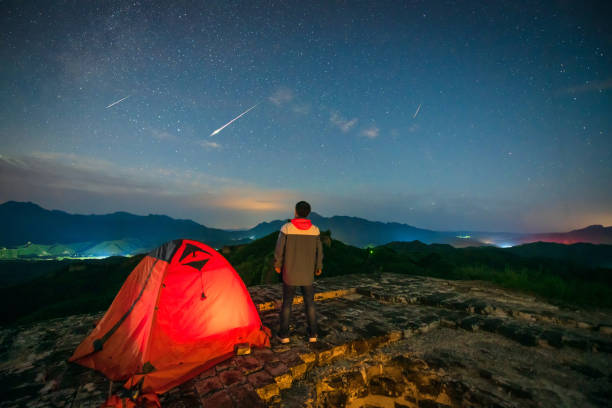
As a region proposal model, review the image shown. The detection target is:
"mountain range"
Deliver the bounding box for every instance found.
[3,230,612,324]
[1,201,611,259]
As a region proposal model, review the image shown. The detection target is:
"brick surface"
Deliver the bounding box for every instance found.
[264,360,289,377]
[227,384,266,407]
[251,347,279,363]
[194,376,223,397]
[3,273,612,408]
[247,370,275,388]
[201,390,234,408]
[219,369,246,387]
[236,355,263,375]
[196,368,215,379]
[215,357,238,372]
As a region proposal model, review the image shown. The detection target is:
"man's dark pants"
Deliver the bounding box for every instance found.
[279,283,317,338]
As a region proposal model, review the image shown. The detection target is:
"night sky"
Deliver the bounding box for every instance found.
[1,1,611,232]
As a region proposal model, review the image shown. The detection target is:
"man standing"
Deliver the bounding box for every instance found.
[274,201,323,343]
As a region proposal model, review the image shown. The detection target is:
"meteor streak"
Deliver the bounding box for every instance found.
[105,95,131,109]
[413,103,422,118]
[210,103,259,136]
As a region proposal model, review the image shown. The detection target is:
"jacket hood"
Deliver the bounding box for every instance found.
[291,218,312,230]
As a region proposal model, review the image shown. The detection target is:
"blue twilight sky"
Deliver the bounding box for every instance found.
[1,1,611,232]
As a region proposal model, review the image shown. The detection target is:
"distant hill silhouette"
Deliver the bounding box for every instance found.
[517,225,612,245]
[246,214,612,247]
[0,202,610,257]
[0,201,242,249]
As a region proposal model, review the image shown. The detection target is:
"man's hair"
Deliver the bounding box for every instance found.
[295,201,311,218]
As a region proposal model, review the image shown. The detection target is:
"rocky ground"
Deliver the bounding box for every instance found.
[1,273,611,407]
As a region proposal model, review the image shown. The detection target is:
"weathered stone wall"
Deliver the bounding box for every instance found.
[1,273,611,407]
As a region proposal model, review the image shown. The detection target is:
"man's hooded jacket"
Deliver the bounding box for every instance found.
[274,218,323,286]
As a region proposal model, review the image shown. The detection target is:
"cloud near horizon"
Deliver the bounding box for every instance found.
[0,152,609,232]
[0,152,297,228]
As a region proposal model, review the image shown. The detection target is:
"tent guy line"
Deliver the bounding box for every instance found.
[210,102,260,136]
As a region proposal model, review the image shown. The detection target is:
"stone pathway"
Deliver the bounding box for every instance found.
[1,273,611,407]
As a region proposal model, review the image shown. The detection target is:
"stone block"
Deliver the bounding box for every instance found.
[540,330,564,348]
[567,363,604,379]
[471,301,492,315]
[459,316,483,332]
[215,357,238,372]
[563,335,592,351]
[318,344,348,366]
[298,351,316,364]
[364,322,389,337]
[439,318,457,329]
[196,368,215,379]
[321,390,348,407]
[343,370,367,399]
[421,292,456,306]
[254,382,280,401]
[356,288,373,297]
[389,330,403,342]
[417,377,443,398]
[350,338,371,354]
[480,317,504,333]
[392,355,428,375]
[234,343,251,355]
[274,371,293,390]
[593,339,612,353]
[511,310,536,321]
[227,384,265,407]
[308,339,333,354]
[247,370,275,388]
[418,315,441,332]
[513,328,539,347]
[369,375,402,397]
[576,321,593,330]
[403,327,418,338]
[201,390,234,407]
[490,376,533,399]
[219,369,246,387]
[237,355,263,375]
[418,400,452,408]
[251,347,279,363]
[290,362,308,379]
[275,349,301,366]
[194,376,223,397]
[598,325,612,335]
[497,322,522,339]
[265,360,289,377]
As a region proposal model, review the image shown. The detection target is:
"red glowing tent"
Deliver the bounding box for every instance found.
[70,239,270,396]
